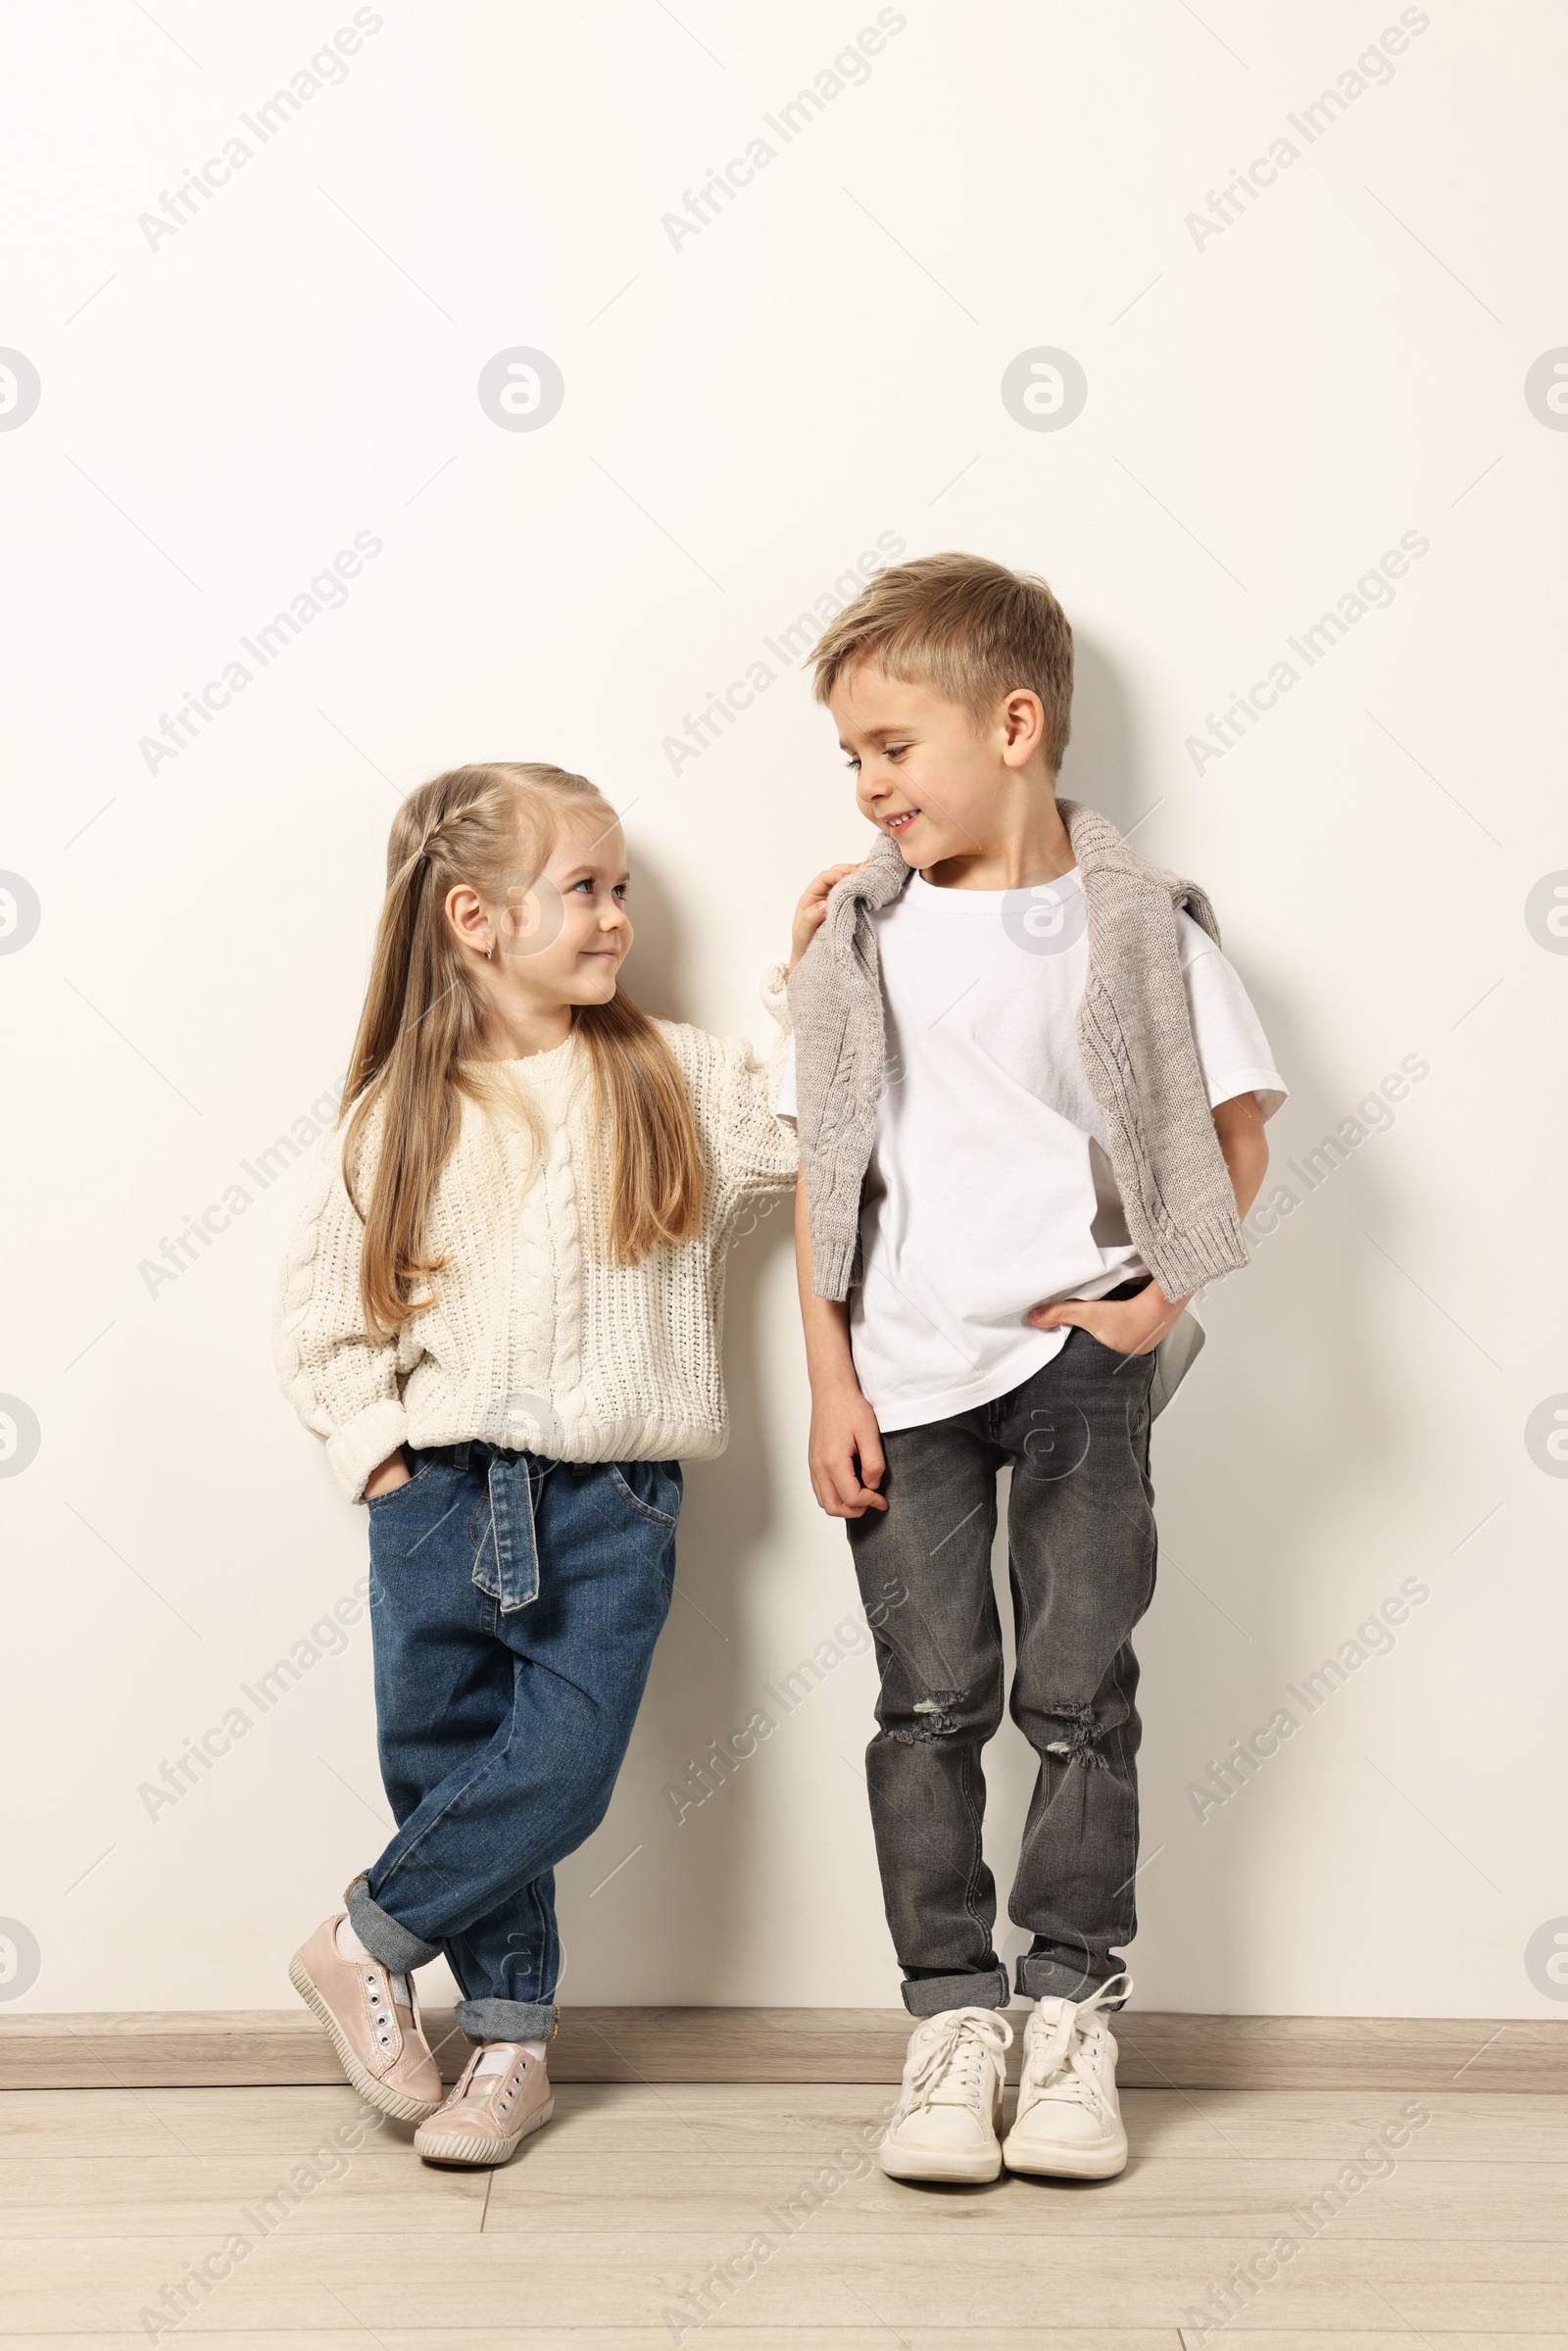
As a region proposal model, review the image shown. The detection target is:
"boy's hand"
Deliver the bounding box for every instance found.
[1029,1280,1190,1360]
[808,1374,889,1517]
[789,862,862,973]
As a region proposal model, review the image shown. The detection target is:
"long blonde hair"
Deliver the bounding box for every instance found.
[343,761,703,1337]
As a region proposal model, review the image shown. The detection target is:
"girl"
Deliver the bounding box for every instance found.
[275,761,811,2168]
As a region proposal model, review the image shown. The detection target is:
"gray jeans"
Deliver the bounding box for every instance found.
[847,1326,1157,2016]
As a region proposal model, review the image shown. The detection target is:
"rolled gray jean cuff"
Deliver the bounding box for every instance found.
[346,1875,442,1974]
[902,1965,1009,2019]
[1015,1952,1124,2005]
[457,1996,555,2042]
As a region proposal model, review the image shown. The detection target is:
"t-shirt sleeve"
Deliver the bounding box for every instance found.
[1177,913,1287,1121]
[775,1032,798,1124]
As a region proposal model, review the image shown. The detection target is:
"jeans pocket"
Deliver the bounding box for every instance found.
[365,1459,433,1512]
[607,1459,682,1529]
[1075,1324,1159,1374]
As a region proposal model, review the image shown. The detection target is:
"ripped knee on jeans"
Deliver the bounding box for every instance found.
[889,1690,963,1743]
[1043,1700,1110,1771]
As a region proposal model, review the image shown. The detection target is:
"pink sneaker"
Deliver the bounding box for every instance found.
[288,1914,444,2123]
[414,2041,555,2167]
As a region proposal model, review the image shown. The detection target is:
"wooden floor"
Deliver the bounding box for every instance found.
[3,2077,1565,2347]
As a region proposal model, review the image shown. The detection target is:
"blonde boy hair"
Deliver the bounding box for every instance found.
[810,552,1075,770]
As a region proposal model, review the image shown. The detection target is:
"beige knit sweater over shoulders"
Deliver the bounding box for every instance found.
[273,976,797,1500]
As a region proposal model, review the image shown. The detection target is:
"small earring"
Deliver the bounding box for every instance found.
[485,939,494,961]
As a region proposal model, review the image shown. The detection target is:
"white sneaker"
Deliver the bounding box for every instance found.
[1002,1972,1131,2180]
[878,2006,1013,2184]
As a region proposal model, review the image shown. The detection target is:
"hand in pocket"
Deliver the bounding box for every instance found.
[365,1448,412,1500]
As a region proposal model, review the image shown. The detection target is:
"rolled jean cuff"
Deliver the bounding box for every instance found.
[346,1875,442,1974]
[902,1964,1009,2018]
[1015,1951,1124,2005]
[457,1996,555,2042]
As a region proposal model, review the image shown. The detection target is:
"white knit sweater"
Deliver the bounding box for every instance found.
[274,983,797,1500]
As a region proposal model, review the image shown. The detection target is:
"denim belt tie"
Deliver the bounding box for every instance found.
[434,1442,548,1614]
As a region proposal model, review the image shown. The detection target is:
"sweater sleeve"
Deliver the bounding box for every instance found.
[760,957,791,1059]
[720,966,798,1199]
[662,994,798,1224]
[711,1028,800,1205]
[272,1126,415,1503]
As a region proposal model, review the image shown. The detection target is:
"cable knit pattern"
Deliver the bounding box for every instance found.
[273,974,797,1500]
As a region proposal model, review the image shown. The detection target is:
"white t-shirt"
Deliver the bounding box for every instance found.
[777,867,1285,1433]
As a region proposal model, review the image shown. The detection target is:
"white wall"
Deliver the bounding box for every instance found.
[3,0,1565,2022]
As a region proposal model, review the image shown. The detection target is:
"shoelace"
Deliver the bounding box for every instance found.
[904,2007,1013,2110]
[1019,1973,1130,2125]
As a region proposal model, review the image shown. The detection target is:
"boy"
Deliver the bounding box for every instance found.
[780,555,1284,2185]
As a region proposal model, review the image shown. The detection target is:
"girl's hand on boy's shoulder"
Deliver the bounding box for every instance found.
[1029,1283,1190,1360]
[788,862,864,973]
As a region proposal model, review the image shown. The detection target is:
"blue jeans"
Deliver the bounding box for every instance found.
[346,1443,679,2041]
